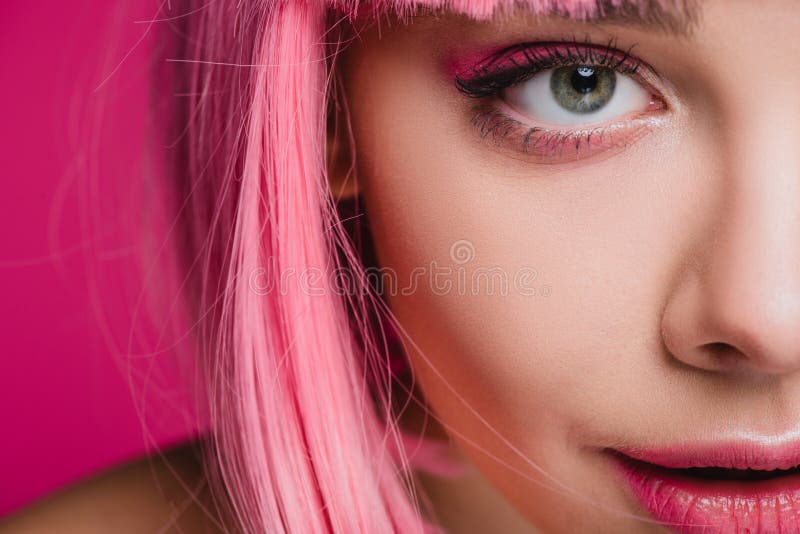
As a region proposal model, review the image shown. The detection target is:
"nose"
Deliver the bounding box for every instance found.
[661,113,800,377]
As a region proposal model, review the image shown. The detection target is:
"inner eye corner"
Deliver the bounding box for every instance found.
[644,91,670,113]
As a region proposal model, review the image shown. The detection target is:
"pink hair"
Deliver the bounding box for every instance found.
[165,0,685,531]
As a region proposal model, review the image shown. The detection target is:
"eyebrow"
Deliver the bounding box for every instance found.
[548,0,702,38]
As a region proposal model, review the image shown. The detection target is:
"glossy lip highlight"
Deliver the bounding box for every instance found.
[609,438,800,532]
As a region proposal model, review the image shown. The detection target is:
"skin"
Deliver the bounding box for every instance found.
[0,444,223,533]
[337,1,800,531]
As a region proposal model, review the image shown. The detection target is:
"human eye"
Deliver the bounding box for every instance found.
[452,38,668,163]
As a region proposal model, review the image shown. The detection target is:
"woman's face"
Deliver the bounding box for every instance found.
[340,1,800,531]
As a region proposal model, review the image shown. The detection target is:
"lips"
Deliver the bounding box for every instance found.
[609,440,800,533]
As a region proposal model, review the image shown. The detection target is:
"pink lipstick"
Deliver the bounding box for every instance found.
[609,439,800,532]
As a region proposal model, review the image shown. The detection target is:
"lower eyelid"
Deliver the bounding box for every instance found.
[496,93,665,131]
[469,104,663,164]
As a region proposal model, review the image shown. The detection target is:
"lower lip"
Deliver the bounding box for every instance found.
[610,451,800,533]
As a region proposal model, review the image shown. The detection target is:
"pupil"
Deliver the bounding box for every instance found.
[571,67,597,94]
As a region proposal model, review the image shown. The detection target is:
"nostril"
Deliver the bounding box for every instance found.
[701,342,742,367]
[703,342,735,356]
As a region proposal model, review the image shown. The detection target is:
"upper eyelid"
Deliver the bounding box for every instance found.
[475,39,641,74]
[452,40,664,99]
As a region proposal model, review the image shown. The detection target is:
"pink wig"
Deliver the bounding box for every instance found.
[164,0,688,531]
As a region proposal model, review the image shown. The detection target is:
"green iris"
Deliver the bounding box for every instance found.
[550,66,616,114]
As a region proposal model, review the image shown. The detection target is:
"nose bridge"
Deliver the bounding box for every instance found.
[718,94,800,296]
[662,91,800,376]
[703,172,800,371]
[716,115,800,293]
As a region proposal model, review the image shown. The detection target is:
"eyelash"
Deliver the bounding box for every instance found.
[453,37,663,160]
[455,37,643,97]
[469,104,625,158]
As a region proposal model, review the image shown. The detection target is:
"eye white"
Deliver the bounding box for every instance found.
[501,68,652,127]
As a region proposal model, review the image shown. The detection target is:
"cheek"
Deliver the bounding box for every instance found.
[340,27,717,517]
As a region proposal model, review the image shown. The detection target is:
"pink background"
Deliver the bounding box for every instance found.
[1,3,202,516]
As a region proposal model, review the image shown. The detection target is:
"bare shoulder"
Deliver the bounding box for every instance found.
[0,442,227,534]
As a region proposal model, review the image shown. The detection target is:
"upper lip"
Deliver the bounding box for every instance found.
[612,435,800,471]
